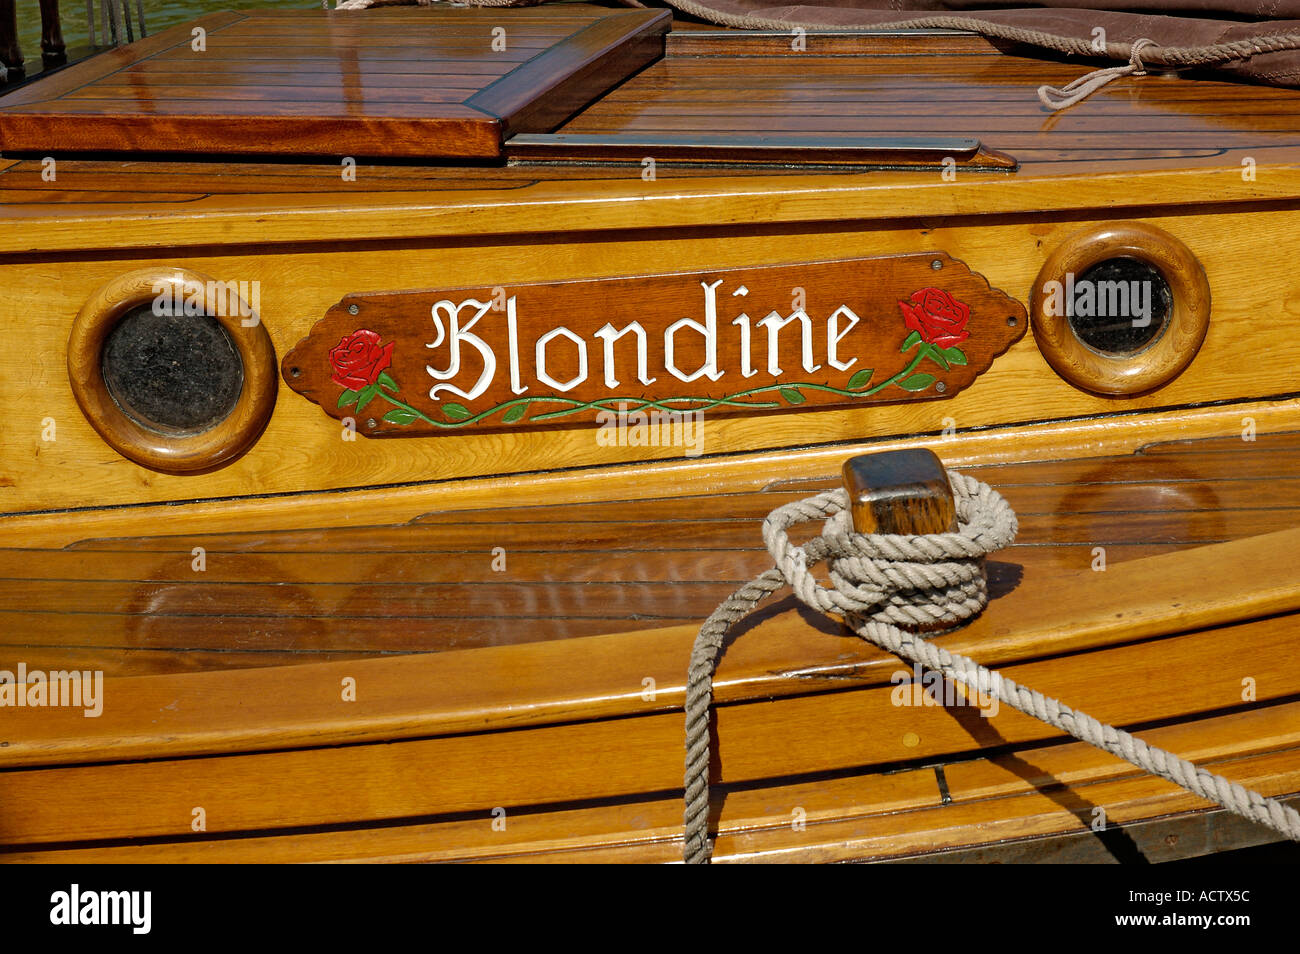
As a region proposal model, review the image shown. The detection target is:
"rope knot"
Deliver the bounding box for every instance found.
[1128,36,1156,74]
[761,470,1017,633]
[685,465,1300,862]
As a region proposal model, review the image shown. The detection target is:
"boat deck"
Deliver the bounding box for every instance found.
[5,8,1300,257]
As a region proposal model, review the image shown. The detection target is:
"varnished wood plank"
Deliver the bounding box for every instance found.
[207,32,566,49]
[0,609,639,654]
[1,427,1292,564]
[0,579,731,623]
[466,9,669,135]
[664,30,1012,58]
[561,106,1300,136]
[0,618,1294,845]
[4,99,492,118]
[59,85,499,107]
[0,11,247,108]
[47,508,1296,556]
[0,543,1209,665]
[8,702,1292,862]
[7,519,1300,771]
[116,65,524,85]
[711,750,1300,864]
[1140,431,1300,454]
[0,542,1185,590]
[0,542,768,583]
[562,115,1300,148]
[590,80,1300,105]
[6,514,1248,656]
[507,132,1017,170]
[3,147,1297,257]
[0,111,504,160]
[125,57,525,75]
[2,646,374,678]
[3,382,1298,554]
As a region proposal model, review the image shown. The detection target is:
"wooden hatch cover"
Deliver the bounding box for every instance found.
[0,6,670,159]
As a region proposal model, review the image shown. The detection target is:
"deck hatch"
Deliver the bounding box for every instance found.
[0,6,670,159]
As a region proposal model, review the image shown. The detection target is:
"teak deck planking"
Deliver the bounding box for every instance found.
[557,34,1300,165]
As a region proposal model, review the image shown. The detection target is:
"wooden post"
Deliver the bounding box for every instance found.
[40,0,66,64]
[841,448,958,637]
[841,448,957,536]
[0,0,22,74]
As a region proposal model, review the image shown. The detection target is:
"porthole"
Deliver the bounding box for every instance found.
[68,268,277,473]
[1030,222,1209,395]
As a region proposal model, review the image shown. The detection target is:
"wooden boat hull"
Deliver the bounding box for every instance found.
[3,421,1300,861]
[1,5,1299,862]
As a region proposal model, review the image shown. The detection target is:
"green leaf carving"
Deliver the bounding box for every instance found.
[928,348,950,371]
[355,384,380,413]
[943,347,968,366]
[898,374,936,392]
[442,403,471,421]
[378,371,400,392]
[501,404,528,424]
[847,369,874,390]
[382,408,419,425]
[901,330,923,352]
[337,389,360,409]
[779,387,805,405]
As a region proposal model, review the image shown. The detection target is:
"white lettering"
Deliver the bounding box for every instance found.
[535,327,588,392]
[664,280,725,383]
[594,321,656,388]
[426,298,496,402]
[756,308,820,376]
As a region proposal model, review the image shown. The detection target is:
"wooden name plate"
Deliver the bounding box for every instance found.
[282,254,1026,437]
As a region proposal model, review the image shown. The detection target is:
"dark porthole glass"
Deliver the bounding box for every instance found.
[1066,257,1173,357]
[101,304,244,435]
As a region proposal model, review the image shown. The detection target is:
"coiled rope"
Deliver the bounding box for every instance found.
[683,470,1300,863]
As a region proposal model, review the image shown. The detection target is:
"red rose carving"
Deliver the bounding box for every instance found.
[899,288,971,348]
[329,329,393,390]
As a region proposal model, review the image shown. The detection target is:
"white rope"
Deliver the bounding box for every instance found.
[1038,38,1157,111]
[684,472,1300,863]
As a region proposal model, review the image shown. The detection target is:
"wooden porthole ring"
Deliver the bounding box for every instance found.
[1030,222,1210,395]
[68,267,277,474]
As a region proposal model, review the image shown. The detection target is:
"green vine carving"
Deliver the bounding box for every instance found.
[335,329,967,429]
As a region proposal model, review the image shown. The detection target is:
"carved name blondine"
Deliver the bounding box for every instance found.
[283,254,1026,436]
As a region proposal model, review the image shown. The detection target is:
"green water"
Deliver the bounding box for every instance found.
[16,0,315,65]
